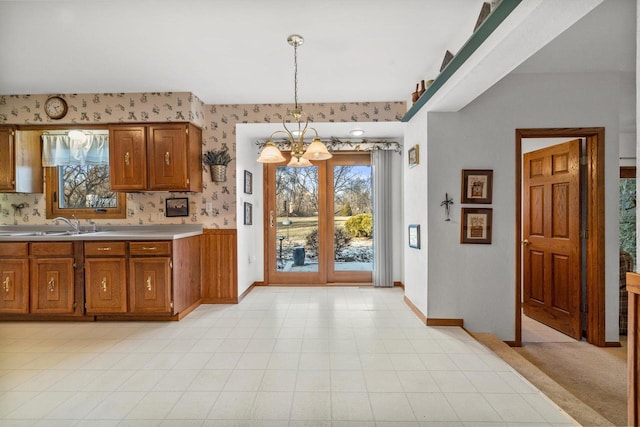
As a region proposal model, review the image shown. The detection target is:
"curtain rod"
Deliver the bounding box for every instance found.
[41,130,108,135]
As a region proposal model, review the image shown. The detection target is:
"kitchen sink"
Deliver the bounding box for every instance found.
[0,230,106,237]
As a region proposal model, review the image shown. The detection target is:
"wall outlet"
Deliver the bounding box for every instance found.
[206,202,213,213]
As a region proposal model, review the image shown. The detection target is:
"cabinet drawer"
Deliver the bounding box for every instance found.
[85,241,127,257]
[0,242,28,257]
[30,242,73,256]
[129,241,171,256]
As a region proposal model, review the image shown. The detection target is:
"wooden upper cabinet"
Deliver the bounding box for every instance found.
[0,127,42,193]
[109,123,202,192]
[0,128,15,191]
[109,126,148,191]
[148,125,189,191]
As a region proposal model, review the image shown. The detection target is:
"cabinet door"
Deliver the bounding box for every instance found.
[0,259,29,313]
[129,257,172,313]
[31,257,75,314]
[109,126,147,191]
[85,258,127,313]
[147,125,188,190]
[0,127,15,191]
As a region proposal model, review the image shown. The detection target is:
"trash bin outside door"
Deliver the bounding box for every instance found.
[293,247,305,266]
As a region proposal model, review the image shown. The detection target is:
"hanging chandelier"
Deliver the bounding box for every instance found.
[257,34,332,168]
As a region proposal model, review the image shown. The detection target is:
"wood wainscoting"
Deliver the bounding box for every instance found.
[201,229,238,303]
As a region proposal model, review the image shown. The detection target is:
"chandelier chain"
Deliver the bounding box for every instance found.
[293,41,299,110]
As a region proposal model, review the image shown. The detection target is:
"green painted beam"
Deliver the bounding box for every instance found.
[402,0,523,122]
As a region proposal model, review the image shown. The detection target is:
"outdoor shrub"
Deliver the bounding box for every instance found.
[334,227,352,257]
[305,227,353,258]
[338,203,353,216]
[305,228,319,256]
[344,213,373,237]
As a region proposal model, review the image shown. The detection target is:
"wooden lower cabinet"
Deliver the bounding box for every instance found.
[30,257,75,314]
[85,258,127,313]
[84,242,127,314]
[0,258,29,313]
[129,257,172,313]
[0,236,200,320]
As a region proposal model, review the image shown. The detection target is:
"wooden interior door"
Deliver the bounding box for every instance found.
[522,139,581,339]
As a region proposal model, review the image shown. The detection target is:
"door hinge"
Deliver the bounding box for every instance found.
[170,260,173,269]
[84,303,87,309]
[73,262,77,268]
[581,229,588,239]
[580,156,587,166]
[170,301,174,309]
[185,127,189,135]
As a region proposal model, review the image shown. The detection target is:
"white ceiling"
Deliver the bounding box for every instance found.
[0,0,634,112]
[0,0,486,104]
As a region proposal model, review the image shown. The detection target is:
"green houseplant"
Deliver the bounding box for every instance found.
[203,148,232,182]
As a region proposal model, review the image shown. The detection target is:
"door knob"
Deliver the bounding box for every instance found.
[522,239,530,246]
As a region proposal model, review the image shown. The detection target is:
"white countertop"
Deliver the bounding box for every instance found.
[0,224,203,241]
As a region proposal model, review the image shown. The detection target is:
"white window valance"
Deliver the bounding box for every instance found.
[42,134,109,167]
[255,137,402,154]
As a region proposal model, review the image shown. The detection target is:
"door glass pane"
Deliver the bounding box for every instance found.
[275,165,319,272]
[333,164,373,271]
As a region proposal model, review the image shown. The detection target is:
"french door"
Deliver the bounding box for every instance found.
[264,153,373,285]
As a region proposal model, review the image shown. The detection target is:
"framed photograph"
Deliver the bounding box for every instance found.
[408,145,420,168]
[244,170,253,194]
[243,202,252,225]
[461,169,493,204]
[461,208,492,244]
[408,224,420,249]
[165,197,189,217]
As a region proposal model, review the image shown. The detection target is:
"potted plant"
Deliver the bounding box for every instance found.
[203,147,232,182]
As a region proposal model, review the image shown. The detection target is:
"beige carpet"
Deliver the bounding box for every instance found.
[473,333,626,427]
[515,339,626,427]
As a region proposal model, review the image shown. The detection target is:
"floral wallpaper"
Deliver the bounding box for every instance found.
[0,92,405,228]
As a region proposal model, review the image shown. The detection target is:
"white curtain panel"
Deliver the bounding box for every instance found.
[42,134,109,166]
[372,149,393,287]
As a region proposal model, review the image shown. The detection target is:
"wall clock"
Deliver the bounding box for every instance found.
[44,96,68,120]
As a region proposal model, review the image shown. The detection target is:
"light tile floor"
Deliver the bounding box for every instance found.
[0,286,577,426]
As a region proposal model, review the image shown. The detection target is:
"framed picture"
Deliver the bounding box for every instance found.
[461,208,492,244]
[165,197,189,217]
[244,202,253,225]
[461,169,493,204]
[408,145,420,168]
[244,170,253,194]
[408,224,420,249]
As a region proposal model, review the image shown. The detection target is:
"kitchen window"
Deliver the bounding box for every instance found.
[43,130,126,219]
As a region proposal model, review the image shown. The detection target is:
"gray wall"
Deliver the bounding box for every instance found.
[404,71,627,341]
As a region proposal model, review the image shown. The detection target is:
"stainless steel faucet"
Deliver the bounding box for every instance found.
[53,214,81,233]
